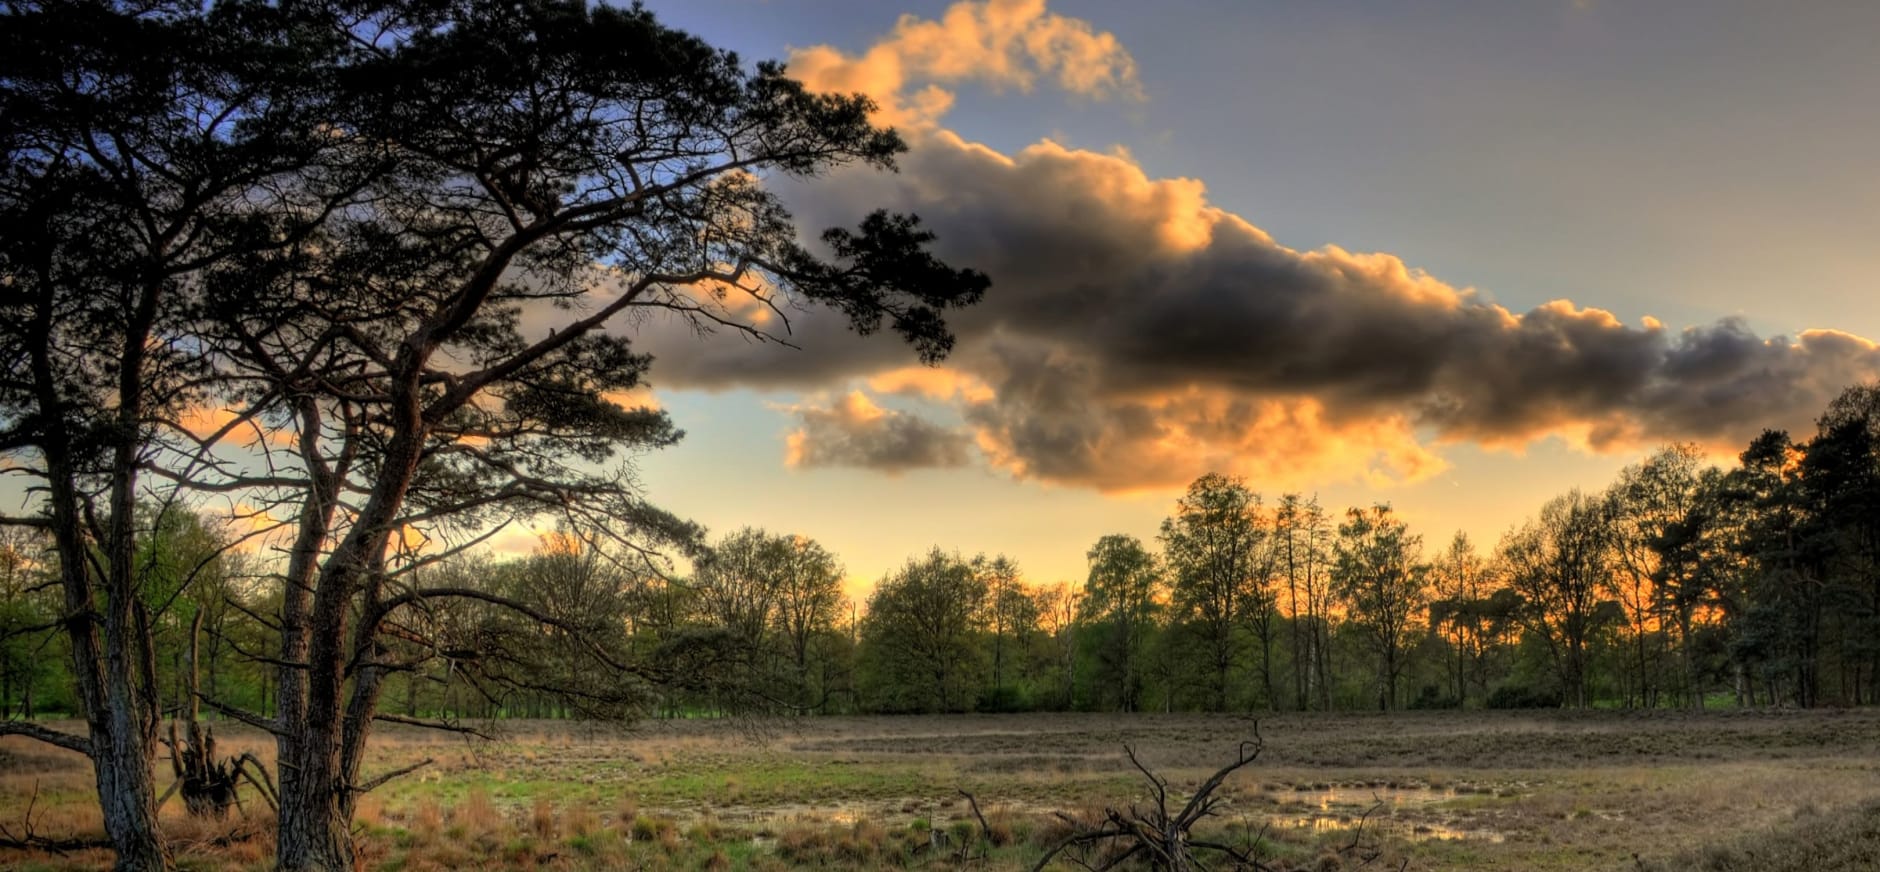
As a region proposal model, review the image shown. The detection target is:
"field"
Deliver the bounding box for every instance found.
[4,709,1880,871]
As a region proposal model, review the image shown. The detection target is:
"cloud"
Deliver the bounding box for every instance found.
[865,365,996,403]
[960,338,1448,492]
[784,391,975,473]
[786,0,1141,127]
[634,1,1880,493]
[175,405,297,448]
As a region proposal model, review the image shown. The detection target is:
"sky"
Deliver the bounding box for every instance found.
[550,0,1880,594]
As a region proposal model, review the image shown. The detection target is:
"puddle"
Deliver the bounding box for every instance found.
[1264,783,1508,843]
[652,783,1511,844]
[1405,822,1506,843]
[1292,785,1460,809]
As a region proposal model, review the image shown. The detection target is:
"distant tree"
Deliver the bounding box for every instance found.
[0,527,55,719]
[1428,531,1487,707]
[1080,535,1161,712]
[770,535,845,711]
[1275,495,1312,710]
[1332,504,1427,711]
[975,554,1028,707]
[1284,495,1337,710]
[1722,430,1823,706]
[1607,444,1707,708]
[1652,466,1739,706]
[1803,384,1880,705]
[858,549,987,712]
[1032,581,1082,710]
[1161,473,1265,711]
[503,533,644,716]
[1499,490,1618,709]
[696,529,785,659]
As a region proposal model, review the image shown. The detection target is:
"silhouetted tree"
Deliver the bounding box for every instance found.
[976,555,1027,707]
[0,3,355,866]
[1033,581,1082,710]
[1500,490,1618,709]
[165,2,987,867]
[1608,444,1707,708]
[1429,532,1487,707]
[1804,384,1880,704]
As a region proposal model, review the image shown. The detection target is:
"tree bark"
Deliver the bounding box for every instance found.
[45,442,169,872]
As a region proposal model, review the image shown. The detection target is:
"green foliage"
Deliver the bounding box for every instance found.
[1333,504,1428,710]
[856,549,986,713]
[1161,473,1266,711]
[1079,534,1161,712]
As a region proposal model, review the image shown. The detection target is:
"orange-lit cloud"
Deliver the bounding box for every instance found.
[786,0,1141,127]
[210,501,296,552]
[175,405,297,448]
[865,365,995,403]
[633,1,1880,494]
[960,341,1447,493]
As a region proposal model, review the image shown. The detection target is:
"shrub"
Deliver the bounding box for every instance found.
[1486,684,1563,709]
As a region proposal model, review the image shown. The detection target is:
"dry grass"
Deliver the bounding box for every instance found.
[3,710,1879,870]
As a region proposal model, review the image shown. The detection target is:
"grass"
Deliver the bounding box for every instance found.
[1635,799,1880,872]
[4,709,1879,870]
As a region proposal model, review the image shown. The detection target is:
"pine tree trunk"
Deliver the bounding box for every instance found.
[276,764,354,872]
[94,717,169,872]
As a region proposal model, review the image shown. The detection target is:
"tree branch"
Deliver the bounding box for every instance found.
[0,721,91,756]
[371,712,491,739]
[351,757,435,794]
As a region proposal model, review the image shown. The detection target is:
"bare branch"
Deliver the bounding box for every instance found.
[352,757,434,794]
[0,720,91,756]
[371,712,491,739]
[197,696,283,736]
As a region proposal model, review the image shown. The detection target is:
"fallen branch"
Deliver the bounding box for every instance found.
[233,752,280,813]
[1336,795,1388,867]
[0,780,111,854]
[1033,726,1273,872]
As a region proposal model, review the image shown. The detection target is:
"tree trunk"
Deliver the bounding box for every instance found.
[276,767,354,872]
[276,703,356,871]
[47,457,169,871]
[94,719,169,872]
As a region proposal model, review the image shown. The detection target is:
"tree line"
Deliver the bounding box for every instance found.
[9,383,1880,732]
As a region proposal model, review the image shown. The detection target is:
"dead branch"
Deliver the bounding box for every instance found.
[1336,796,1388,867]
[232,752,280,813]
[371,711,493,739]
[352,757,435,794]
[961,789,993,843]
[0,780,111,854]
[1033,729,1273,872]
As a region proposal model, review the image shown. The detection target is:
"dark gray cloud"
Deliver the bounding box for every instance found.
[784,391,974,473]
[632,132,1880,489]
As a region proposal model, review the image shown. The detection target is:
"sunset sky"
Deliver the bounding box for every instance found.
[529,0,1880,593]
